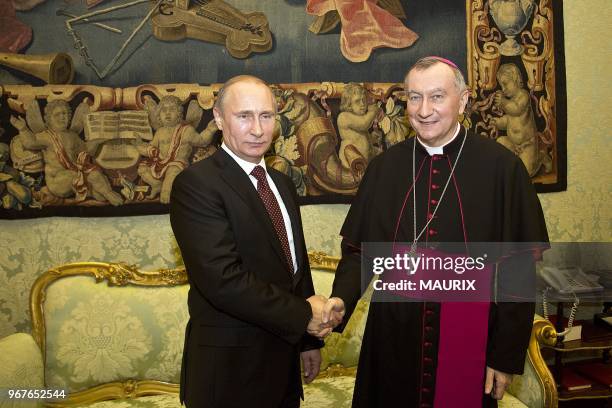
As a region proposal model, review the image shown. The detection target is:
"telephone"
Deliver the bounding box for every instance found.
[539,266,604,294]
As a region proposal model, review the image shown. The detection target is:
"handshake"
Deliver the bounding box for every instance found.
[306,295,346,339]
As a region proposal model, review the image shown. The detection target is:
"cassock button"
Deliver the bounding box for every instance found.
[432,155,442,161]
[431,184,440,190]
[424,326,433,332]
[430,199,438,205]
[432,168,440,175]
[423,357,433,364]
[427,212,435,220]
[428,229,438,236]
[424,342,433,348]
[421,403,432,407]
[425,309,434,316]
[422,388,431,393]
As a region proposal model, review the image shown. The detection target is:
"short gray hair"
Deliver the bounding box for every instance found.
[404,56,467,93]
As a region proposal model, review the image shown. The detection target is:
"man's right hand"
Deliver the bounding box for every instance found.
[306,295,345,339]
[306,295,326,335]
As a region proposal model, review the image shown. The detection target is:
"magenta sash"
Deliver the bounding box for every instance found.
[380,245,493,406]
[433,301,490,407]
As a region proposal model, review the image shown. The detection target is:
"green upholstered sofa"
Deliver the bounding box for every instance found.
[0,253,558,407]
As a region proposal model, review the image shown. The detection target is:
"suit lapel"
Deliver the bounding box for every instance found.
[216,151,288,274]
[269,170,305,286]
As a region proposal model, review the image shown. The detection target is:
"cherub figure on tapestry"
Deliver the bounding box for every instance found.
[135,95,218,204]
[9,100,123,206]
[337,83,382,171]
[491,63,543,176]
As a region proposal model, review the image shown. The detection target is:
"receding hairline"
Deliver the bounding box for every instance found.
[214,75,275,112]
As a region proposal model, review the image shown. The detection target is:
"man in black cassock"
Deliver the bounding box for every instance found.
[325,57,549,407]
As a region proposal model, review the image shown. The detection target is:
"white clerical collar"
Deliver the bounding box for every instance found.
[417,123,461,156]
[221,143,266,176]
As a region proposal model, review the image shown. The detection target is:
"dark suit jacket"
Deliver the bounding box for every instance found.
[170,149,321,408]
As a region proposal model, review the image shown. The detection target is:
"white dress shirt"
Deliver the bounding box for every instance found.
[221,143,297,273]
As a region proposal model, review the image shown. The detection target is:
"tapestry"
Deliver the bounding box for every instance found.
[0,0,566,218]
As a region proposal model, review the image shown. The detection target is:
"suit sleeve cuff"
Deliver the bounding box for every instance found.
[300,334,324,351]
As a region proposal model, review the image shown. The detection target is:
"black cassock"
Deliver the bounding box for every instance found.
[331,127,549,408]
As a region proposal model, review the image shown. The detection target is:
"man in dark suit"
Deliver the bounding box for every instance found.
[170,75,329,408]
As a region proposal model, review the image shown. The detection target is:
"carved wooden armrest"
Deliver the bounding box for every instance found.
[528,318,558,408]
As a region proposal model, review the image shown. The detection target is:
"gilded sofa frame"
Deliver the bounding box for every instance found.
[29,252,558,407]
[529,319,559,408]
[29,252,340,406]
[30,261,187,407]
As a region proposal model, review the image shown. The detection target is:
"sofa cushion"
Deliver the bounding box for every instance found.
[499,393,529,408]
[0,333,44,408]
[72,383,528,408]
[506,349,545,408]
[303,375,355,408]
[302,374,527,408]
[81,394,181,407]
[44,276,188,393]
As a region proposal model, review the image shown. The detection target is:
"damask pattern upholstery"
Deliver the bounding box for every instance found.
[0,261,552,407]
[76,387,528,408]
[81,395,180,408]
[44,277,188,393]
[507,356,545,408]
[0,333,44,408]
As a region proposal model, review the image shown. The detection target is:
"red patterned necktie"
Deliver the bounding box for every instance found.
[250,165,294,273]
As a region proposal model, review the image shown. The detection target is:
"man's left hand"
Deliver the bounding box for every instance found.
[484,366,513,400]
[301,349,322,384]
